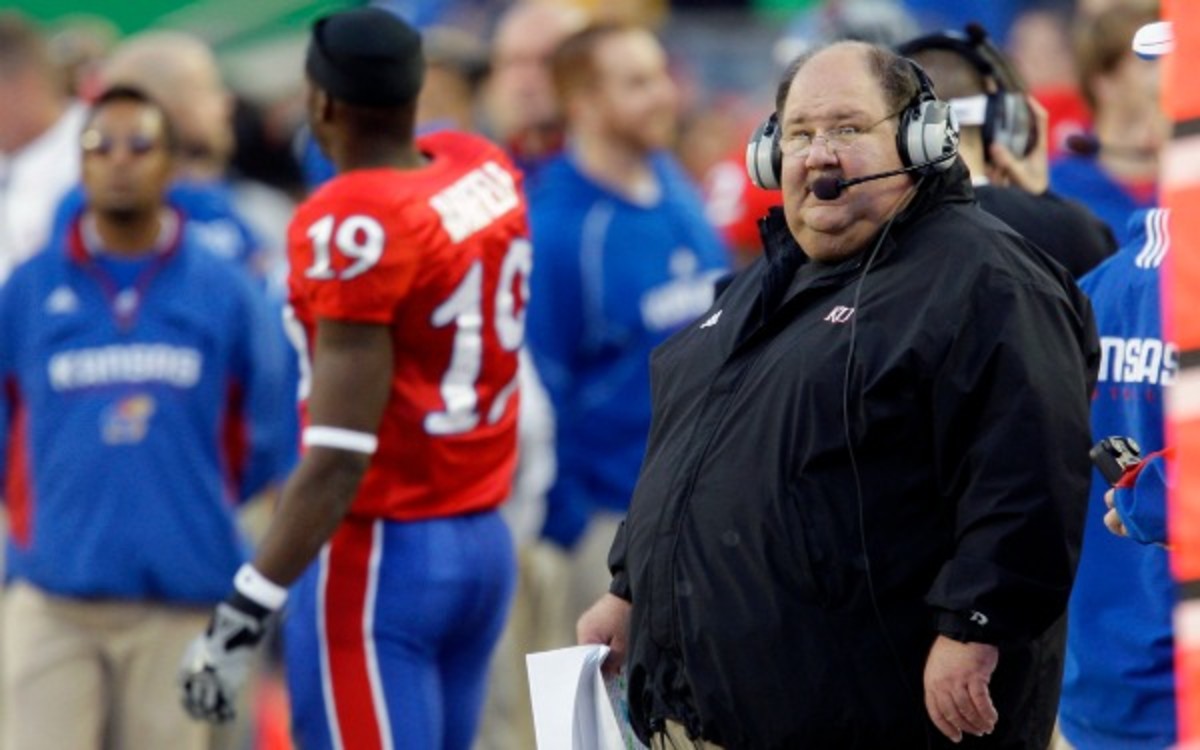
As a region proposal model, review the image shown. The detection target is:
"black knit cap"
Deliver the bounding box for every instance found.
[305,7,424,107]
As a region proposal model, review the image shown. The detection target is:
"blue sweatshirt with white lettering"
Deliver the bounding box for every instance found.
[0,211,293,604]
[525,151,729,548]
[1059,208,1176,749]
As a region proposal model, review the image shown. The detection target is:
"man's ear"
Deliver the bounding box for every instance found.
[313,87,335,124]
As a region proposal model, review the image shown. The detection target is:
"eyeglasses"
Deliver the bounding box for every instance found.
[81,130,163,157]
[779,110,901,158]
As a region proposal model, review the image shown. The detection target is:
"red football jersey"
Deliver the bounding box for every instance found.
[286,131,530,521]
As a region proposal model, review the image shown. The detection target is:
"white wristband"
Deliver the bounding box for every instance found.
[302,426,379,455]
[233,563,288,611]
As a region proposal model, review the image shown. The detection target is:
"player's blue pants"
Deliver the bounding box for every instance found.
[284,511,516,750]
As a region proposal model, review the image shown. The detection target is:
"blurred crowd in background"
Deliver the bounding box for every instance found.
[3,0,1152,273]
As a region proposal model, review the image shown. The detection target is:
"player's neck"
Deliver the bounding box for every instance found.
[570,132,658,204]
[332,140,427,173]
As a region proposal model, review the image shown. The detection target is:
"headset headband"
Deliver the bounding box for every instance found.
[896,25,1025,96]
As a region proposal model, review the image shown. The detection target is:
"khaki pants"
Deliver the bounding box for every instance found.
[1050,725,1074,750]
[652,720,725,749]
[2,582,214,750]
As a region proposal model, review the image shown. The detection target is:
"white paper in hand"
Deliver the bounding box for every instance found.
[527,644,628,750]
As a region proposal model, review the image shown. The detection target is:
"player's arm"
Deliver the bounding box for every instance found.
[252,317,392,584]
[180,316,392,723]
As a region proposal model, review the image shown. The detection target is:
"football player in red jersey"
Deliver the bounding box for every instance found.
[179,9,530,749]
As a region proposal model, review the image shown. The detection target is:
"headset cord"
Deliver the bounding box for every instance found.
[840,177,934,749]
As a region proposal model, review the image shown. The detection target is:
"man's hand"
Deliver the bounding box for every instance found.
[985,96,1050,194]
[179,596,272,722]
[1103,488,1130,537]
[577,592,632,676]
[924,635,999,742]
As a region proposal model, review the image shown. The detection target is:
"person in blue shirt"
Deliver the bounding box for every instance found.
[524,22,730,650]
[1057,207,1175,750]
[97,29,301,480]
[1056,20,1176,746]
[1048,5,1164,246]
[0,86,291,750]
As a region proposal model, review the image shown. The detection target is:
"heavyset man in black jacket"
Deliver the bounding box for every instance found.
[578,40,1099,750]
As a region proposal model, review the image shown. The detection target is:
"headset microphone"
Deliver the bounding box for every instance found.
[811,150,957,200]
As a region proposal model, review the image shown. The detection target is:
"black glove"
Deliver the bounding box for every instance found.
[179,591,273,723]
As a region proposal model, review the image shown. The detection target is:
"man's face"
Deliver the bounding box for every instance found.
[485,8,573,141]
[778,45,914,262]
[1099,52,1168,158]
[102,56,232,182]
[80,100,173,218]
[585,30,678,154]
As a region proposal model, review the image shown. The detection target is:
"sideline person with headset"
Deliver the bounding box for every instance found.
[899,24,1117,278]
[578,40,1098,749]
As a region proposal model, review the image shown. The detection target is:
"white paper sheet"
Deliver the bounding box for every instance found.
[527,644,644,750]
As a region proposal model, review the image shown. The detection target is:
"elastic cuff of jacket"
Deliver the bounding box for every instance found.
[609,572,632,602]
[233,563,287,612]
[934,610,1001,645]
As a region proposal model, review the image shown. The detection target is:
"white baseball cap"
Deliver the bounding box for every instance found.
[1133,20,1173,59]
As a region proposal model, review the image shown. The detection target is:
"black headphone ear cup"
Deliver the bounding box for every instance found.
[982,91,1000,156]
[745,113,782,190]
[1007,93,1037,157]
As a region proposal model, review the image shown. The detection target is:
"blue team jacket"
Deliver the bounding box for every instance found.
[1059,208,1175,749]
[0,212,292,604]
[526,151,730,547]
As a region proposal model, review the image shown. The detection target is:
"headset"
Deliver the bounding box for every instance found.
[896,23,1037,162]
[746,59,959,191]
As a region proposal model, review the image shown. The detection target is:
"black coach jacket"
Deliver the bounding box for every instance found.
[609,161,1099,749]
